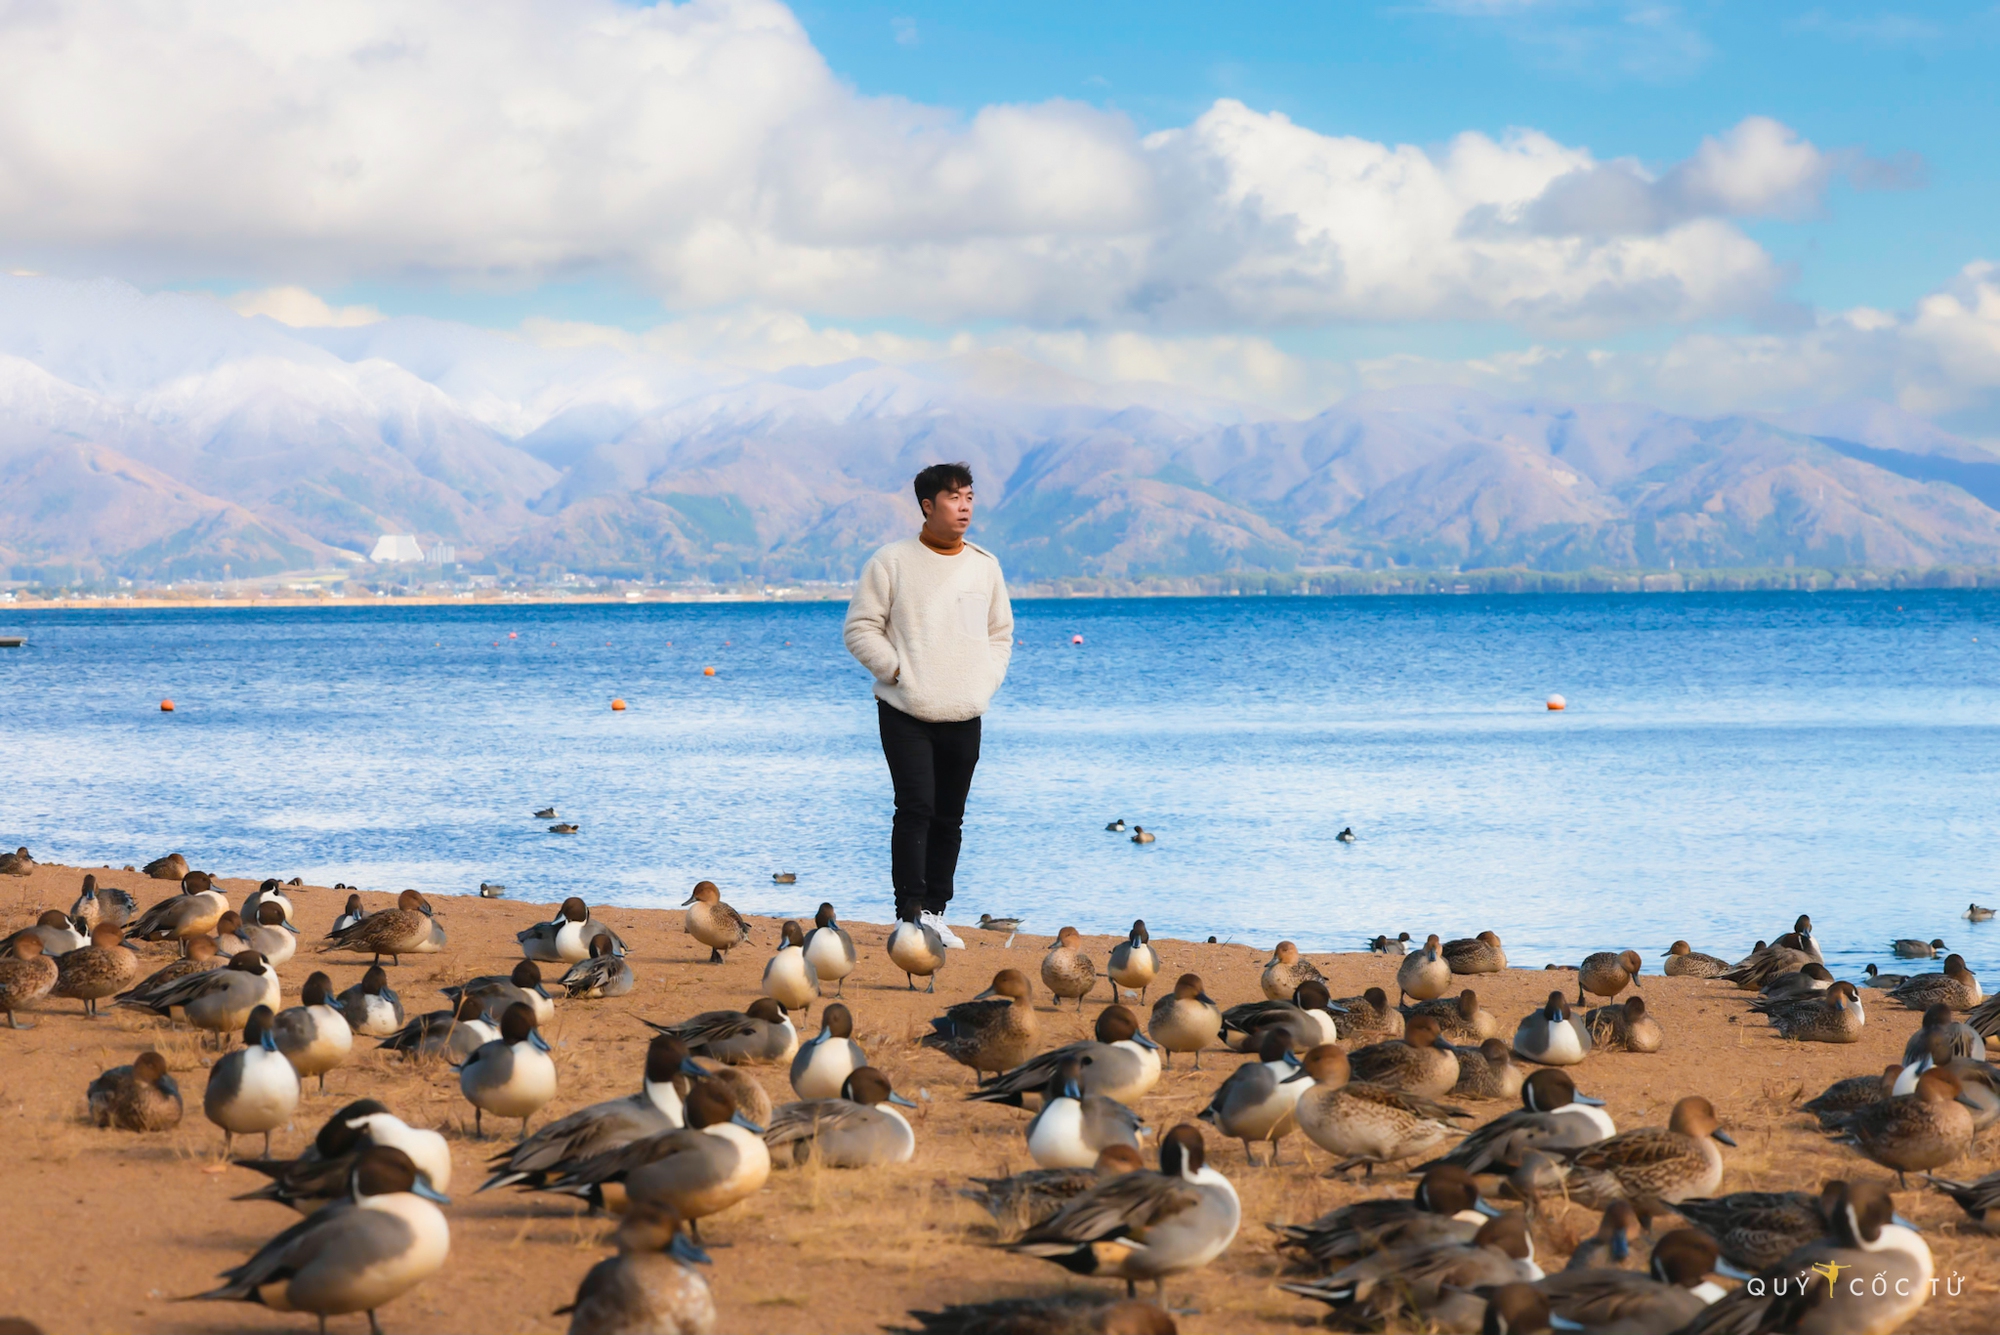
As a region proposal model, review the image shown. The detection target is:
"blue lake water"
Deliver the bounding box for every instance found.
[1,592,1996,977]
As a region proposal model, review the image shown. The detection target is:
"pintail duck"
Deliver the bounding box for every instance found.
[1148,974,1222,1069]
[1756,979,1866,1043]
[1369,932,1412,956]
[1025,1055,1148,1169]
[1425,1068,1615,1175]
[563,1080,770,1243]
[1443,931,1507,975]
[682,881,749,963]
[1513,991,1593,1066]
[51,923,138,1016]
[1772,913,1824,962]
[887,916,947,990]
[1577,950,1643,1004]
[802,902,856,996]
[557,1203,715,1335]
[204,1004,301,1157]
[976,913,1024,947]
[1198,1028,1310,1166]
[1585,996,1665,1053]
[1350,1015,1461,1099]
[1272,1162,1500,1270]
[1862,963,1907,989]
[125,871,228,949]
[1719,938,1817,990]
[1279,1209,1540,1330]
[1407,987,1499,1042]
[1680,1180,1930,1335]
[1537,1227,1726,1328]
[1294,1043,1471,1176]
[444,959,555,1027]
[274,971,353,1090]
[761,920,818,1015]
[560,935,635,1000]
[115,935,222,1013]
[242,878,296,926]
[1108,920,1160,1003]
[1925,1168,2000,1234]
[972,1004,1161,1109]
[1006,1123,1239,1305]
[0,846,34,876]
[229,901,299,968]
[1888,1036,2000,1129]
[899,1293,1177,1335]
[324,889,440,966]
[1129,826,1155,844]
[1042,926,1099,1009]
[379,994,498,1064]
[764,1065,918,1168]
[534,806,557,819]
[6,910,87,958]
[1802,1067,1902,1129]
[1969,903,1996,922]
[920,968,1037,1077]
[1836,1066,1975,1183]
[1449,1038,1526,1102]
[1557,1095,1734,1206]
[188,1145,451,1332]
[1558,1198,1650,1274]
[1260,940,1326,1001]
[87,1050,182,1131]
[331,894,366,934]
[460,1001,558,1137]
[1888,953,1982,1010]
[1904,1002,1987,1065]
[1674,1188,1829,1270]
[518,896,624,964]
[141,851,188,880]
[645,997,798,1066]
[1661,940,1730,978]
[337,965,405,1037]
[790,1002,867,1100]
[209,910,246,954]
[1329,987,1404,1044]
[69,874,137,930]
[236,1099,454,1210]
[129,949,280,1047]
[1397,935,1451,1005]
[480,1035,703,1195]
[687,1062,771,1139]
[1894,936,1947,959]
[1756,962,1834,1000]
[959,1144,1148,1234]
[1222,980,1343,1053]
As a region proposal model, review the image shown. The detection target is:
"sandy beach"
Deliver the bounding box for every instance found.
[0,859,1994,1334]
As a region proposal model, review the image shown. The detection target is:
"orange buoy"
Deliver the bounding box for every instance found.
[1546,694,1567,711]
[1071,634,1084,645]
[159,699,175,712]
[508,632,518,639]
[703,666,716,676]
[612,698,628,711]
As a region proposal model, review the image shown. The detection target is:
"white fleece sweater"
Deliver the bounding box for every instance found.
[843,537,1015,722]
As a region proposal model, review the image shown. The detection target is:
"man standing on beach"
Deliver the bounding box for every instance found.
[843,462,1014,948]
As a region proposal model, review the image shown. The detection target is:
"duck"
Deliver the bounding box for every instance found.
[442,959,556,1027]
[1577,950,1643,1004]
[1042,926,1099,1009]
[975,913,1024,946]
[8,910,88,958]
[1443,931,1507,975]
[1329,987,1405,1044]
[1672,1189,1830,1270]
[764,1065,918,1168]
[802,902,856,996]
[1197,1028,1310,1166]
[549,823,580,834]
[1925,1169,2000,1234]
[1969,903,1996,922]
[1661,940,1731,978]
[1424,1067,1617,1175]
[480,1035,703,1194]
[1756,961,1835,1001]
[1755,979,1866,1043]
[770,872,796,884]
[682,881,749,963]
[323,889,441,966]
[959,1144,1148,1234]
[124,871,229,949]
[1450,1038,1527,1102]
[478,882,506,899]
[129,949,281,1048]
[1025,1055,1148,1169]
[241,878,296,927]
[1895,937,1948,959]
[1535,1228,1727,1330]
[1147,974,1222,1069]
[1349,1015,1460,1099]
[1771,913,1825,963]
[568,1080,770,1244]
[331,893,366,934]
[560,935,636,1000]
[920,968,1038,1078]
[535,806,557,819]
[761,920,818,1015]
[1407,988,1499,1042]
[1719,943,1816,991]
[336,965,405,1038]
[1862,963,1908,989]
[1802,1067,1903,1129]
[208,910,247,955]
[887,916,948,990]
[1888,954,1982,1010]
[228,901,299,968]
[1278,1210,1540,1330]
[0,846,34,875]
[1260,940,1326,1001]
[87,1050,183,1131]
[1108,920,1160,1003]
[234,1100,454,1211]
[1561,1199,1648,1272]
[1105,818,1127,832]
[1005,1123,1239,1306]
[1222,979,1343,1053]
[1293,1044,1471,1176]
[1903,1002,1987,1065]
[1336,826,1357,843]
[274,971,354,1091]
[1397,935,1451,1005]
[69,874,137,930]
[971,1004,1162,1109]
[114,935,223,1015]
[1513,990,1593,1066]
[1129,826,1155,844]
[518,896,625,964]
[1836,1066,1975,1183]
[141,851,189,880]
[1556,1095,1734,1206]
[188,1145,451,1331]
[51,923,139,1016]
[1369,932,1412,956]
[556,1203,715,1335]
[379,994,498,1064]
[1887,1041,2000,1129]
[1272,1162,1502,1270]
[1584,996,1666,1052]
[204,1004,302,1157]
[790,1002,867,1100]
[1682,1180,1930,1335]
[646,998,798,1066]
[460,1001,558,1137]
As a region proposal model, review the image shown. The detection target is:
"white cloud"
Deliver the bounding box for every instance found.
[228,285,384,327]
[0,0,1850,336]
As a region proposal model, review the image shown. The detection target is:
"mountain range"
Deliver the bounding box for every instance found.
[3,274,1999,583]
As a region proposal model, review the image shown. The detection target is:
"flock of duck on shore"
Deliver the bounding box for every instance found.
[1,841,1998,1335]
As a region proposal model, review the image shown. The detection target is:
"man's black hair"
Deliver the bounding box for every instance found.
[913,462,974,513]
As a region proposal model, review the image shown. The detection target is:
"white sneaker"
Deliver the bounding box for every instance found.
[920,911,966,950]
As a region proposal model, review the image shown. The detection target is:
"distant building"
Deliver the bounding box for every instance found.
[427,543,456,566]
[370,534,425,563]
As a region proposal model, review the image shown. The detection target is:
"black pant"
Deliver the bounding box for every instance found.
[878,700,981,919]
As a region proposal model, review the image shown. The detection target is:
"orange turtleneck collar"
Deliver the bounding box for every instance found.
[918,529,965,555]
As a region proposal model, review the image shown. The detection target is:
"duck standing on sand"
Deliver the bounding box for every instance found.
[460,1002,558,1138]
[480,1035,703,1195]
[1397,935,1451,1006]
[1198,1028,1309,1166]
[958,1145,1147,1235]
[237,1098,456,1211]
[323,890,440,967]
[1348,1016,1460,1098]
[141,852,189,880]
[231,901,300,968]
[52,923,138,1016]
[971,1005,1162,1109]
[761,920,818,1016]
[1148,974,1222,1069]
[921,968,1037,1078]
[682,881,749,964]
[1662,940,1731,978]
[1449,1038,1526,1101]
[1108,920,1160,1004]
[1260,941,1326,1001]
[1425,1067,1615,1175]
[0,846,34,875]
[1557,1095,1734,1206]
[1406,988,1498,1042]
[242,879,296,926]
[116,935,223,1016]
[560,936,635,1000]
[1042,926,1099,1009]
[1443,931,1506,975]
[331,894,366,934]
[337,966,405,1037]
[1755,980,1866,1043]
[380,995,498,1064]
[125,871,229,952]
[646,998,798,1066]
[70,874,137,930]
[557,1203,715,1335]
[1578,950,1644,1004]
[1271,1163,1501,1269]
[802,903,856,997]
[1293,1044,1470,1176]
[88,1050,182,1131]
[1837,1067,1975,1183]
[559,1082,769,1243]
[1222,980,1342,1053]
[123,949,280,1047]
[274,972,354,1091]
[520,897,625,963]
[444,960,555,1027]
[791,1003,867,1100]
[1512,991,1593,1066]
[1025,1055,1148,1169]
[204,1004,302,1157]
[888,916,948,991]
[1329,988,1404,1044]
[6,910,86,957]
[763,1066,919,1168]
